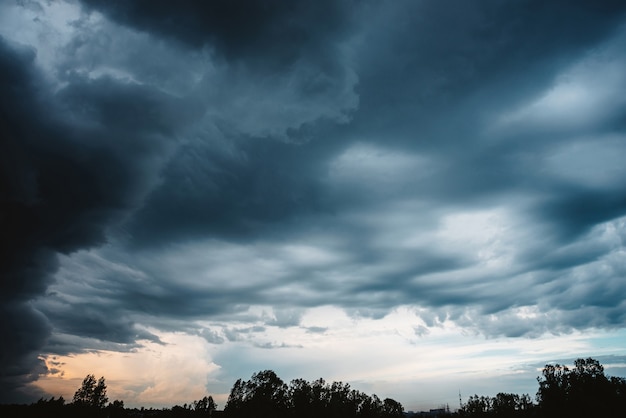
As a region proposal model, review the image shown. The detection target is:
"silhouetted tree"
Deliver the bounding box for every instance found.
[224,378,247,417]
[225,370,403,418]
[461,392,534,417]
[462,395,491,416]
[491,393,519,416]
[382,397,404,417]
[193,395,217,416]
[250,369,289,416]
[30,396,66,417]
[536,357,621,417]
[458,358,626,417]
[224,370,288,418]
[288,378,316,418]
[106,399,126,418]
[536,362,570,417]
[609,376,626,411]
[360,392,384,417]
[310,377,328,413]
[517,393,534,413]
[73,374,108,409]
[327,381,353,418]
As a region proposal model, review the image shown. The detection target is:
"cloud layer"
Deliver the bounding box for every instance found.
[1,0,626,408]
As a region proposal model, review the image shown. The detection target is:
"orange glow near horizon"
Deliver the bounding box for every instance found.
[32,332,224,409]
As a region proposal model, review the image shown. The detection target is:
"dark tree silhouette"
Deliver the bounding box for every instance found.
[72,374,108,409]
[224,370,403,418]
[288,378,315,418]
[225,378,247,416]
[461,392,535,417]
[459,357,625,417]
[462,394,492,416]
[224,370,288,418]
[536,357,624,417]
[4,357,624,418]
[491,393,518,416]
[193,395,217,416]
[106,399,126,418]
[382,397,404,417]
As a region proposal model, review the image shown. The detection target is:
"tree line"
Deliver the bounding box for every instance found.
[0,370,402,418]
[458,357,626,418]
[224,369,404,418]
[1,357,624,417]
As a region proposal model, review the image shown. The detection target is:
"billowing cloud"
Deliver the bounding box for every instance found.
[1,0,626,410]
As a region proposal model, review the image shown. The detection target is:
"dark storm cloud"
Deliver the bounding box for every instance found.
[0,25,191,398]
[339,0,626,292]
[127,133,334,245]
[352,0,622,134]
[1,37,60,402]
[79,0,355,69]
[3,0,626,403]
[533,186,626,241]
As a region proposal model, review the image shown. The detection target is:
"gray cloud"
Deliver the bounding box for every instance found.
[79,0,356,70]
[0,16,189,398]
[2,0,626,403]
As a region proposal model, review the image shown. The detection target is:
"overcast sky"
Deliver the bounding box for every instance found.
[2,0,626,412]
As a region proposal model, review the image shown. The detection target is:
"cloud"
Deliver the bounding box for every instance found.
[1,0,626,406]
[34,331,219,408]
[0,5,188,397]
[78,0,356,69]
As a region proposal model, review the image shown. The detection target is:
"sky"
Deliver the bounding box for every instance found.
[1,0,626,412]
